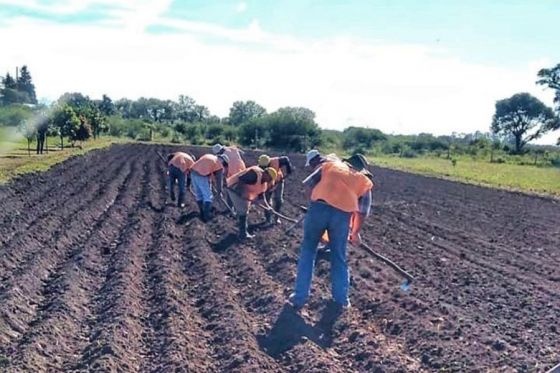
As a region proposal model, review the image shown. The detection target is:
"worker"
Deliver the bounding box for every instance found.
[289,153,374,311]
[213,143,246,206]
[190,153,229,222]
[166,152,195,208]
[257,154,293,224]
[226,165,278,239]
[213,143,246,177]
[305,149,340,170]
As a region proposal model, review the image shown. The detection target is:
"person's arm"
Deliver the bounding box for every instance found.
[302,168,322,200]
[238,170,258,185]
[349,189,372,245]
[279,156,293,175]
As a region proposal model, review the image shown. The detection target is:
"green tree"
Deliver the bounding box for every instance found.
[342,127,387,152]
[51,105,80,149]
[491,93,559,154]
[537,63,560,111]
[73,115,93,143]
[228,100,266,126]
[97,94,115,116]
[15,66,37,104]
[1,73,27,105]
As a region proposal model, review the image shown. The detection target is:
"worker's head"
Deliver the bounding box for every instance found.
[190,153,197,161]
[166,153,175,163]
[262,167,277,184]
[305,149,321,167]
[258,154,271,168]
[217,153,229,168]
[344,153,369,171]
[212,143,225,155]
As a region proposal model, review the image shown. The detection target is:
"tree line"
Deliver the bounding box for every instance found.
[1,63,559,159]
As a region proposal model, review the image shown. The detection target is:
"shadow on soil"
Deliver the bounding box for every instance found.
[257,302,344,358]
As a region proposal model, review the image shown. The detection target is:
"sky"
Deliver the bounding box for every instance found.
[1,0,559,144]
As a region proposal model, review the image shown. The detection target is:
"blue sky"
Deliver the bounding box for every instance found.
[1,0,558,143]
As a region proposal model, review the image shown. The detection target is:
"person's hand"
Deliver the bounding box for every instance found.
[349,232,362,246]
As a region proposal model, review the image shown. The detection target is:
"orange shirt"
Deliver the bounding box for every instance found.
[191,154,224,176]
[311,161,373,213]
[227,166,268,201]
[168,152,195,174]
[223,147,246,177]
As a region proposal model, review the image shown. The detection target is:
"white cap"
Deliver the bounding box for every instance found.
[212,144,224,154]
[305,149,320,166]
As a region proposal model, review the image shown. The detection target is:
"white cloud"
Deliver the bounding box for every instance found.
[0,11,558,144]
[236,2,247,13]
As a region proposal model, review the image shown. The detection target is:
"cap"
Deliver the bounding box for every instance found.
[344,153,368,171]
[212,144,224,154]
[265,167,277,183]
[305,149,320,166]
[258,154,271,167]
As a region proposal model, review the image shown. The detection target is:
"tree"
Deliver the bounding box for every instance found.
[16,66,37,104]
[342,127,387,152]
[97,94,115,116]
[537,63,560,111]
[491,93,559,154]
[228,100,266,126]
[1,73,26,105]
[72,115,93,143]
[87,105,105,139]
[51,105,80,149]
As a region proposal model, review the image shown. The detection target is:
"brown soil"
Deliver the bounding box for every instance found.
[0,143,558,372]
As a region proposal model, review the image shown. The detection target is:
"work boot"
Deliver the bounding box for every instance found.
[197,201,204,221]
[265,210,273,225]
[177,193,185,208]
[203,202,213,222]
[238,215,254,240]
[170,190,176,202]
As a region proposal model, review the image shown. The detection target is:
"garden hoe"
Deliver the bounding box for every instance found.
[294,206,414,291]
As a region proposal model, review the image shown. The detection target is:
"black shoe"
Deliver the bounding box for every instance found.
[197,201,204,221]
[238,215,254,240]
[203,202,213,222]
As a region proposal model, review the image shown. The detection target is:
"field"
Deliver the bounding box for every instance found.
[0,129,124,183]
[0,143,559,372]
[369,155,560,197]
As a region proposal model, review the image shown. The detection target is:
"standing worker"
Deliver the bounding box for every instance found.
[213,143,246,177]
[190,153,229,222]
[213,143,246,206]
[289,154,374,310]
[226,166,278,239]
[166,152,195,208]
[257,154,293,224]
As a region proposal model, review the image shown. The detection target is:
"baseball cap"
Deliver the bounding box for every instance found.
[305,149,320,166]
[212,144,224,154]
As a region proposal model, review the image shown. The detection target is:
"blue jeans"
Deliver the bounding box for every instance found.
[168,165,185,203]
[292,201,351,306]
[191,171,213,203]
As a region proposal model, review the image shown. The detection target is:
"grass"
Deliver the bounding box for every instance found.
[369,155,560,196]
[0,129,127,184]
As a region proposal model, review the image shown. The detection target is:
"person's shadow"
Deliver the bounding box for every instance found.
[257,302,344,358]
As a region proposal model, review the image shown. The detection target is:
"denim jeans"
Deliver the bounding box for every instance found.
[168,165,185,203]
[292,201,351,306]
[191,171,213,203]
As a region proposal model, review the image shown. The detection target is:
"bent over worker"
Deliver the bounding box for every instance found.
[190,153,229,222]
[166,152,195,208]
[226,166,277,239]
[213,143,246,177]
[258,154,293,224]
[289,154,374,310]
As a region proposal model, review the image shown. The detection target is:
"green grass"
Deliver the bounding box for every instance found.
[0,132,128,184]
[369,155,560,196]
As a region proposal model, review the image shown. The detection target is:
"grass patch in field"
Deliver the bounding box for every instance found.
[0,136,128,184]
[370,155,560,196]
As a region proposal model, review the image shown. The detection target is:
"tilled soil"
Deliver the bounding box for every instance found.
[0,143,558,372]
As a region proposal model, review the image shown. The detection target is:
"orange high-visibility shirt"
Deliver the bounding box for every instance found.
[227,166,268,201]
[223,147,246,177]
[191,154,224,176]
[311,161,373,213]
[169,152,195,174]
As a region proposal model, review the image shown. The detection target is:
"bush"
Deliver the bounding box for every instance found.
[0,104,34,126]
[136,128,152,141]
